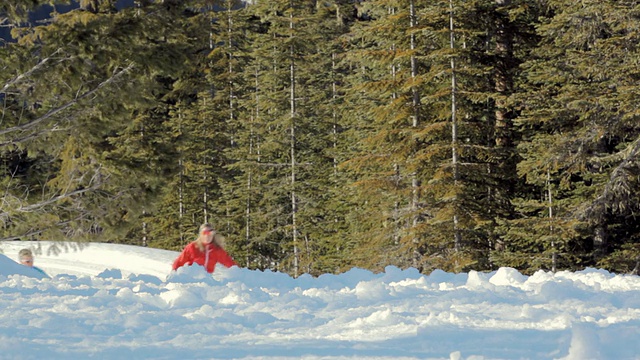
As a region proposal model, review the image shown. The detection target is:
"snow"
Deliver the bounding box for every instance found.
[0,241,639,360]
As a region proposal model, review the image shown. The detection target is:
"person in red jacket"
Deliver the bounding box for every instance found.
[172,223,237,273]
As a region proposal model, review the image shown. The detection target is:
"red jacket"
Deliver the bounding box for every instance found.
[172,242,237,273]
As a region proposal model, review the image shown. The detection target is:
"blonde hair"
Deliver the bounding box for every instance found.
[18,248,33,259]
[194,223,225,252]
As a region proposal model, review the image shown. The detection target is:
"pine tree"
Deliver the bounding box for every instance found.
[504,0,640,273]
[0,0,202,243]
[141,0,236,249]
[339,0,527,273]
[215,0,353,276]
[340,0,430,271]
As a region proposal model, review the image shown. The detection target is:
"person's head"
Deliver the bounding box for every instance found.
[198,223,217,244]
[18,249,35,267]
[195,223,224,250]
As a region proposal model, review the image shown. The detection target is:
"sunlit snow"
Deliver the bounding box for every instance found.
[1,241,638,360]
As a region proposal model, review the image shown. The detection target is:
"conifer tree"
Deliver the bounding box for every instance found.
[142,0,239,250]
[220,0,353,275]
[341,1,483,272]
[410,0,485,272]
[4,0,638,275]
[294,0,357,274]
[503,0,640,273]
[0,0,201,242]
[340,0,430,271]
[220,1,290,270]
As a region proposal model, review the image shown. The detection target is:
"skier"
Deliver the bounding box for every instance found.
[172,223,237,274]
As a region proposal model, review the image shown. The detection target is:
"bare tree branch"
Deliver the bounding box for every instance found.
[0,161,108,221]
[0,63,134,140]
[0,228,44,241]
[0,48,63,94]
[0,174,108,230]
[579,135,640,222]
[0,125,68,146]
[0,216,93,242]
[22,186,99,213]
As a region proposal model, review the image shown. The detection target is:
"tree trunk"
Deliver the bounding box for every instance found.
[450,0,461,251]
[289,6,299,278]
[593,225,606,259]
[494,0,512,147]
[410,0,422,269]
[547,170,556,272]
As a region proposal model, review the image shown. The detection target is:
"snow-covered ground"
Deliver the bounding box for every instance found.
[0,240,639,360]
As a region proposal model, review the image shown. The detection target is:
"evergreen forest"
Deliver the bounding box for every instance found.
[1,0,639,276]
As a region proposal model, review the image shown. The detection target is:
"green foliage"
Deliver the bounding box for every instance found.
[0,0,199,243]
[599,242,640,275]
[509,0,640,273]
[2,0,639,276]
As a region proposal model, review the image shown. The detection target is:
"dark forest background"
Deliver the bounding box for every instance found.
[1,0,639,277]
